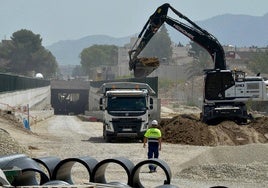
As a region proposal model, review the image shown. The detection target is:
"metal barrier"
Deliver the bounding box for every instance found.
[0,73,50,93]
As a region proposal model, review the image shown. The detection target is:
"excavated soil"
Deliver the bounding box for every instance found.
[138,57,160,67]
[133,57,160,77]
[159,114,268,146]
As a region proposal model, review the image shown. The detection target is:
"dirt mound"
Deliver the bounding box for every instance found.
[0,128,28,155]
[160,114,211,145]
[160,114,268,146]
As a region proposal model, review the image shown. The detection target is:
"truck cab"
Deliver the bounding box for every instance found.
[99,82,155,142]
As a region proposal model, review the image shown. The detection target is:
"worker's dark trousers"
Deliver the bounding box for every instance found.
[148,142,159,171]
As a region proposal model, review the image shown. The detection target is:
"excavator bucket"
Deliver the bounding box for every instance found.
[133,57,160,78]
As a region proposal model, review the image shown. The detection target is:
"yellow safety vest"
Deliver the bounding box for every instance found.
[144,128,161,142]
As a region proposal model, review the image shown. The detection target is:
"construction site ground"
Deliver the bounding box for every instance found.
[160,106,268,146]
[0,105,268,188]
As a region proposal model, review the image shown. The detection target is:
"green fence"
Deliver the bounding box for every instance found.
[0,73,50,93]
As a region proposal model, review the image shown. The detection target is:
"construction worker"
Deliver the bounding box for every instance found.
[143,120,162,173]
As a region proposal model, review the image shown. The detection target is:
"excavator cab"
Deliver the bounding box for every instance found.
[204,70,235,100]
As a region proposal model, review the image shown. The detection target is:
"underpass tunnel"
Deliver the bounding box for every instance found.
[51,89,88,115]
[51,80,90,115]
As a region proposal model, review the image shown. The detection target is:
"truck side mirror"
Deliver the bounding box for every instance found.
[99,98,104,110]
[149,98,153,109]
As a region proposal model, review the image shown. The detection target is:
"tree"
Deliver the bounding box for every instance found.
[72,65,86,77]
[31,49,58,78]
[186,41,212,78]
[248,50,268,74]
[141,24,173,62]
[80,45,118,75]
[9,29,42,73]
[0,29,58,78]
[0,40,13,72]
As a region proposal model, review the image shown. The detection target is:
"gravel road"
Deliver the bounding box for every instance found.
[1,115,268,188]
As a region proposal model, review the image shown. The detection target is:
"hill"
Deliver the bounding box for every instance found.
[46,13,268,65]
[169,13,268,47]
[46,35,130,65]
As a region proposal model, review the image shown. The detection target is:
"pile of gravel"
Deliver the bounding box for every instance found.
[178,144,268,183]
[0,128,28,155]
[180,162,268,183]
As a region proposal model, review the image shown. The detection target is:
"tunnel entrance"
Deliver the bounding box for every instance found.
[51,80,90,115]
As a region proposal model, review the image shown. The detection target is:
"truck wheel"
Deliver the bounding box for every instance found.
[236,118,248,125]
[105,135,112,143]
[200,113,207,123]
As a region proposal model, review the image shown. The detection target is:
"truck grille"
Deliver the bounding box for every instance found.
[112,118,142,132]
[108,111,146,116]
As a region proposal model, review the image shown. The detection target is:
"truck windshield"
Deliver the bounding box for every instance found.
[107,96,146,111]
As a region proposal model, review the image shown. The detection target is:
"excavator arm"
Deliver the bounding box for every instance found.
[129,3,226,78]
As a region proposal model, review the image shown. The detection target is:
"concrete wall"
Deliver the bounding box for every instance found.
[0,86,53,126]
[0,86,51,111]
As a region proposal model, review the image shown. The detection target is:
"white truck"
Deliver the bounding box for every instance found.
[98,82,156,142]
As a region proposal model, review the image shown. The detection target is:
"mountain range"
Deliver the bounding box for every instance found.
[46,13,268,65]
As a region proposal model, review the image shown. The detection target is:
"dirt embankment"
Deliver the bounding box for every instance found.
[159,114,268,146]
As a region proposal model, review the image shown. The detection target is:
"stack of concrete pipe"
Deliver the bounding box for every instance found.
[0,154,173,187]
[0,154,228,188]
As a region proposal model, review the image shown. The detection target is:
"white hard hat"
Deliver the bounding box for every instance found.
[151,120,158,125]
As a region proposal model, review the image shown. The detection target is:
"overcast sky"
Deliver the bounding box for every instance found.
[1,0,268,46]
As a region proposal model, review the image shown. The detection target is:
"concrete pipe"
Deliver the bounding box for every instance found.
[155,185,180,188]
[106,181,132,187]
[52,156,98,184]
[130,158,172,188]
[0,154,28,185]
[42,180,70,185]
[33,156,61,179]
[0,156,49,186]
[92,157,135,186]
[0,154,27,167]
